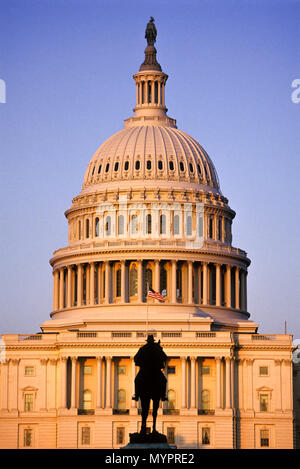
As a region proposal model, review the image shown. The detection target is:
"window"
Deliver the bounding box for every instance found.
[176,268,182,301]
[105,216,111,236]
[160,265,167,296]
[202,427,210,445]
[118,215,124,235]
[86,219,90,238]
[116,427,125,445]
[169,160,174,171]
[146,160,151,170]
[198,215,203,237]
[202,366,210,375]
[98,164,102,174]
[167,366,176,374]
[81,427,91,445]
[117,389,126,410]
[160,214,166,235]
[189,163,194,173]
[259,366,268,376]
[146,214,152,234]
[148,81,151,103]
[197,163,202,175]
[114,162,119,172]
[83,390,92,410]
[91,166,95,176]
[84,365,93,375]
[24,394,34,412]
[218,217,222,241]
[174,214,180,235]
[105,163,110,173]
[124,161,129,171]
[201,390,210,410]
[260,394,269,412]
[131,215,138,235]
[158,160,163,170]
[135,160,140,171]
[95,217,99,237]
[116,269,121,297]
[78,220,82,240]
[130,268,138,296]
[25,366,34,376]
[118,365,126,375]
[167,427,176,445]
[186,215,192,236]
[154,82,158,103]
[145,268,152,291]
[260,429,269,447]
[24,429,33,447]
[167,390,176,410]
[179,161,185,172]
[209,217,213,238]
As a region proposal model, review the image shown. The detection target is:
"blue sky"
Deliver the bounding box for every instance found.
[0,0,299,338]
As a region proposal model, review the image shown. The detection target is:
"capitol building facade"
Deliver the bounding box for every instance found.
[0,22,298,449]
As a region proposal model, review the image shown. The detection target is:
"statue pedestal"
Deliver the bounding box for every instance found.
[121,431,173,450]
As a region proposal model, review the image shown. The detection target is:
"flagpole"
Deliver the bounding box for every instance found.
[146,278,149,336]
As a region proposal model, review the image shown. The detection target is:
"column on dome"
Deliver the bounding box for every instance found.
[202,262,208,305]
[53,269,59,311]
[235,266,240,309]
[77,263,83,307]
[171,260,177,303]
[187,261,193,305]
[67,266,72,308]
[215,263,221,307]
[240,269,247,312]
[90,262,95,306]
[59,267,65,310]
[225,265,232,308]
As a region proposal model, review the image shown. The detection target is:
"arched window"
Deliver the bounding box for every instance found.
[146,160,151,170]
[131,215,138,235]
[167,390,176,410]
[135,160,140,171]
[158,160,163,170]
[118,215,124,235]
[186,215,192,236]
[201,390,210,410]
[105,216,111,236]
[78,220,82,240]
[160,214,166,235]
[179,161,185,172]
[117,390,126,410]
[114,162,119,172]
[130,267,138,297]
[105,163,110,173]
[189,163,194,173]
[83,390,92,410]
[124,161,129,171]
[160,265,167,297]
[145,268,153,292]
[116,269,121,297]
[95,217,99,237]
[98,164,102,174]
[174,214,180,235]
[146,214,152,234]
[86,219,90,239]
[169,160,174,171]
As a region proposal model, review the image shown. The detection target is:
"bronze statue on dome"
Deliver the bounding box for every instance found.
[145,17,157,46]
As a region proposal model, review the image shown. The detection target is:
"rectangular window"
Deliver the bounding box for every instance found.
[116,427,125,445]
[201,366,210,375]
[202,427,210,445]
[25,366,34,376]
[260,394,269,412]
[81,427,91,445]
[259,366,268,376]
[24,429,33,447]
[260,429,269,447]
[118,365,126,375]
[167,366,176,374]
[167,427,176,445]
[83,365,93,375]
[24,394,34,412]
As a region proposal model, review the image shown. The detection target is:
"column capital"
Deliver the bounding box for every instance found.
[96,356,103,362]
[40,358,48,366]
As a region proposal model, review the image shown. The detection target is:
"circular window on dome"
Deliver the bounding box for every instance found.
[179,162,185,172]
[124,161,129,171]
[158,160,163,171]
[135,160,140,171]
[105,163,110,173]
[169,160,174,171]
[114,162,119,172]
[189,163,194,173]
[146,160,152,170]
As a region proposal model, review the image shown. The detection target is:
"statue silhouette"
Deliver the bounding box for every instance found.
[132,334,168,434]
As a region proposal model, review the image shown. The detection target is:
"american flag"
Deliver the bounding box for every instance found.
[148,288,166,302]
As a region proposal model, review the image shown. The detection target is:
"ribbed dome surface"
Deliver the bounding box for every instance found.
[82,125,220,191]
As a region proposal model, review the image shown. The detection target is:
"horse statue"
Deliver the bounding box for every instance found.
[132,334,168,435]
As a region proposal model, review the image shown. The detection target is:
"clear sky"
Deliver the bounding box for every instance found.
[0,0,299,338]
